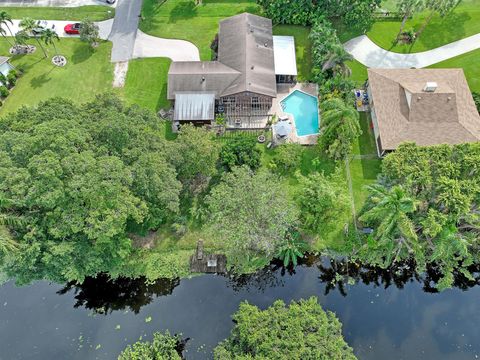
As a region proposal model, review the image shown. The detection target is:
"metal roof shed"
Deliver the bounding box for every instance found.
[273,36,297,76]
[174,93,215,121]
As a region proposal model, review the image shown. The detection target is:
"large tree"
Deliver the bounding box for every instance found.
[214,297,357,360]
[0,95,181,283]
[206,166,299,272]
[79,18,100,48]
[319,97,361,160]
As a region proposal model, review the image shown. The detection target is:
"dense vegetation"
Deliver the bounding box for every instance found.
[354,143,480,290]
[118,331,183,359]
[214,297,356,359]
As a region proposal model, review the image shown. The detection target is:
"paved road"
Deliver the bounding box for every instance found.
[344,33,480,68]
[133,30,200,61]
[1,19,112,39]
[109,0,142,62]
[0,0,116,7]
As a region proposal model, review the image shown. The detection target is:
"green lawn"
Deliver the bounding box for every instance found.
[120,58,171,112]
[273,25,313,81]
[366,0,480,53]
[0,5,115,21]
[0,39,114,115]
[140,0,261,60]
[429,48,480,92]
[347,59,368,86]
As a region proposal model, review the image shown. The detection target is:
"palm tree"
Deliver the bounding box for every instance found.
[41,28,60,58]
[396,0,424,40]
[319,98,361,159]
[360,184,419,262]
[19,17,47,58]
[321,44,353,77]
[0,11,14,36]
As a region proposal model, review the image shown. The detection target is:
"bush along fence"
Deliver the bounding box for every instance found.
[0,69,20,107]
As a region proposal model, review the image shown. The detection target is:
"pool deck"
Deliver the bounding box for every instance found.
[271,83,319,145]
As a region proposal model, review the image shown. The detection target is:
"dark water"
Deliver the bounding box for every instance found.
[1,258,480,360]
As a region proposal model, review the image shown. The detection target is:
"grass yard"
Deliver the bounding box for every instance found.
[351,112,382,211]
[140,0,261,60]
[366,0,480,53]
[120,57,171,112]
[347,59,368,86]
[0,5,115,21]
[273,25,313,81]
[429,48,480,92]
[0,38,114,115]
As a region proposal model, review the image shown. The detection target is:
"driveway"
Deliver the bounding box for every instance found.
[2,19,112,39]
[133,30,200,62]
[0,0,116,7]
[108,0,142,62]
[344,33,480,68]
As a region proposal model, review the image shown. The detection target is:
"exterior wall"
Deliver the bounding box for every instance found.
[218,92,273,128]
[367,84,383,157]
[0,62,13,77]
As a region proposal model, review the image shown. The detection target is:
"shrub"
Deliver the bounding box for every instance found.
[0,86,10,98]
[270,144,303,174]
[220,136,261,171]
[473,92,480,114]
[7,73,16,87]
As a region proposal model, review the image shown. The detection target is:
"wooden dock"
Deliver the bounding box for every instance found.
[189,240,227,274]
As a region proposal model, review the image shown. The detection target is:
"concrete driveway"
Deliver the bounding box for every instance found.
[0,0,116,7]
[108,0,142,62]
[133,30,200,61]
[344,33,480,68]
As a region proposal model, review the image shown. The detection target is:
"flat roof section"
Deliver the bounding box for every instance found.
[273,36,298,76]
[174,93,215,121]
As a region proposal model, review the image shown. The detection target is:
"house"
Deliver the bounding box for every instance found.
[167,13,298,128]
[0,56,14,78]
[367,68,480,157]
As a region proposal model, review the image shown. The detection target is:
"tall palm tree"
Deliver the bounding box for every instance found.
[360,184,419,262]
[319,98,361,159]
[19,17,47,58]
[41,28,60,57]
[396,0,424,39]
[321,44,353,77]
[0,11,15,45]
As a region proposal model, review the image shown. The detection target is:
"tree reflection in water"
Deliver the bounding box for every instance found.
[57,257,480,314]
[57,273,180,314]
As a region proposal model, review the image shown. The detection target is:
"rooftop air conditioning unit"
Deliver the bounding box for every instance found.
[423,82,438,92]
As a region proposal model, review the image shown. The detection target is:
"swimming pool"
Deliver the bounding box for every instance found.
[280,90,319,136]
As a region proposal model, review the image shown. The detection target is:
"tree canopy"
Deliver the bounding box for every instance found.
[356,142,480,289]
[206,166,299,272]
[118,331,182,360]
[0,95,182,284]
[214,297,357,360]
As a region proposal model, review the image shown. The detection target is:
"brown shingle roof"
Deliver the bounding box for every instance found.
[368,68,480,150]
[167,13,277,99]
[167,61,240,100]
[218,13,276,97]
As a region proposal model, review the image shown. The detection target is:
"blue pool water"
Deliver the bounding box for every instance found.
[281,90,319,136]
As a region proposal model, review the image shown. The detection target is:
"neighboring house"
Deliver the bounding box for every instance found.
[0,56,14,78]
[167,13,298,128]
[367,68,480,157]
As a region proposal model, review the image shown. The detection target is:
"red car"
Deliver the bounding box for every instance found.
[64,23,81,35]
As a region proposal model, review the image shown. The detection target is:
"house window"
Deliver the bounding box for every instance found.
[251,96,260,109]
[223,96,236,106]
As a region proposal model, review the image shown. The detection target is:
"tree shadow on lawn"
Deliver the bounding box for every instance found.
[169,1,198,23]
[71,43,95,64]
[413,11,470,53]
[30,69,53,89]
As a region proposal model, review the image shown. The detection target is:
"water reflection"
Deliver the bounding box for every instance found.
[59,257,480,315]
[57,274,180,314]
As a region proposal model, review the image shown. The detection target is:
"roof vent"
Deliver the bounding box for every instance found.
[423,82,437,92]
[264,42,268,47]
[417,96,422,101]
[447,96,452,101]
[201,76,205,82]
[251,65,254,70]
